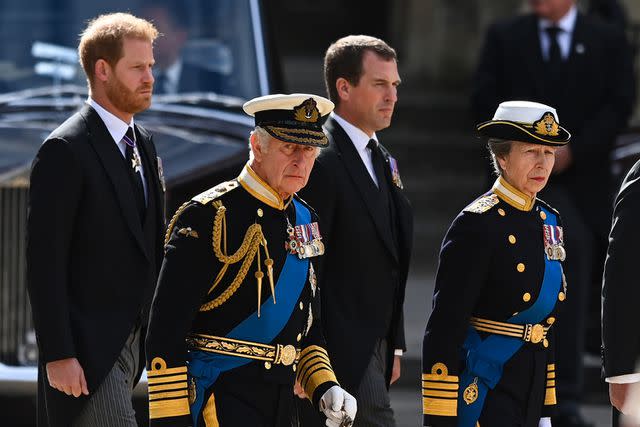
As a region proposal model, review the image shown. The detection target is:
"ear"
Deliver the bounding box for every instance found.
[250,132,264,162]
[496,155,508,172]
[94,59,111,83]
[335,77,351,102]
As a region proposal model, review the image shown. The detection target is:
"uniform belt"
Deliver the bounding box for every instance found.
[469,317,550,345]
[186,333,300,366]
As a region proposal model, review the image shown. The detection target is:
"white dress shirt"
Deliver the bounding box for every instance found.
[538,5,577,61]
[87,97,148,201]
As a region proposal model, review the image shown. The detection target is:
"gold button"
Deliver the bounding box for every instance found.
[299,302,304,310]
[558,292,566,301]
[543,339,549,348]
[523,292,531,302]
[547,317,555,325]
[257,208,264,217]
[517,263,525,273]
[513,312,519,316]
[498,208,506,216]
[297,333,302,342]
[264,361,272,370]
[292,364,297,372]
[508,235,516,244]
[540,211,547,220]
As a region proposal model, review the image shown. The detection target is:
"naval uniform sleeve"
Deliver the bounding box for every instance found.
[145,203,217,426]
[296,264,339,408]
[542,327,557,417]
[422,211,493,427]
[26,138,82,363]
[602,164,640,379]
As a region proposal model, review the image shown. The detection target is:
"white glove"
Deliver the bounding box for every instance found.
[538,417,552,427]
[319,385,357,427]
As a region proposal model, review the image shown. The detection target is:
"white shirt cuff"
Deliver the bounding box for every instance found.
[539,416,551,427]
[394,349,403,356]
[606,373,640,384]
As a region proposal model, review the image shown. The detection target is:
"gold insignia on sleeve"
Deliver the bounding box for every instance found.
[464,193,499,214]
[533,112,560,137]
[178,227,199,238]
[544,364,557,405]
[296,345,338,399]
[147,357,190,420]
[422,363,459,417]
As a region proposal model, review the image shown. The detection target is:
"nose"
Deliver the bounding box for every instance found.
[145,67,155,84]
[386,85,398,104]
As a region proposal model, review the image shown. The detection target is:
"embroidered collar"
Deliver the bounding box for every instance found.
[238,163,292,210]
[492,176,535,211]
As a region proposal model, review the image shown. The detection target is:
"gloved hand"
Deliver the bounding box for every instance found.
[320,385,357,427]
[539,417,552,427]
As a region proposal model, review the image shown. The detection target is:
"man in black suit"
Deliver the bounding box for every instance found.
[26,13,164,427]
[298,35,413,427]
[602,159,640,425]
[471,1,635,425]
[141,1,221,95]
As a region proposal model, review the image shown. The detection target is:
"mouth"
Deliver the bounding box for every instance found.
[530,177,545,183]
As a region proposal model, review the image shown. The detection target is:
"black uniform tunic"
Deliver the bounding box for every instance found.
[422,177,565,427]
[146,164,338,426]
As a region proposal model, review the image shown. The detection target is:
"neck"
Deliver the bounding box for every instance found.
[543,2,574,24]
[90,88,133,123]
[334,107,374,138]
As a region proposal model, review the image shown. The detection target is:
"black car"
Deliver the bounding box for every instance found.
[0,0,279,424]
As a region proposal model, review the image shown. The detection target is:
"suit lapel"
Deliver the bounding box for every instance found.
[135,125,164,227]
[522,14,547,96]
[326,118,398,261]
[80,105,150,261]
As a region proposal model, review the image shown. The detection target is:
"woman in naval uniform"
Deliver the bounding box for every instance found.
[422,101,571,427]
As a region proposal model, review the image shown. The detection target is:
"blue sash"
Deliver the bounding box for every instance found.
[457,207,562,427]
[188,199,310,424]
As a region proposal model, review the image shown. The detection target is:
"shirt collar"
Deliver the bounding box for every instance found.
[87,97,135,144]
[238,163,291,210]
[331,112,378,151]
[538,4,577,34]
[492,176,535,211]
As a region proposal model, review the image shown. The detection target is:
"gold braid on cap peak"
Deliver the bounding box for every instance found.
[199,201,274,313]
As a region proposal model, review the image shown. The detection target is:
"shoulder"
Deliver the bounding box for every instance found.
[293,194,319,220]
[463,192,500,215]
[486,13,533,37]
[536,197,561,218]
[191,180,240,205]
[46,111,86,143]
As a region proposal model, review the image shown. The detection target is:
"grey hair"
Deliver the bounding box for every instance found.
[248,126,271,161]
[487,138,513,176]
[248,126,323,160]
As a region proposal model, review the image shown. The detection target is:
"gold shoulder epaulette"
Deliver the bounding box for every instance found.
[192,180,239,205]
[464,193,499,214]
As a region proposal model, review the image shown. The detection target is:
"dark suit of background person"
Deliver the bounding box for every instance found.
[602,160,640,426]
[471,2,635,424]
[26,14,164,427]
[298,35,413,427]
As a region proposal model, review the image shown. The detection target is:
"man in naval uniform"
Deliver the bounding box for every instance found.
[145,93,357,427]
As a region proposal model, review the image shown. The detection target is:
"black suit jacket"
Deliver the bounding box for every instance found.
[602,160,640,379]
[471,12,635,238]
[27,104,165,426]
[299,116,413,393]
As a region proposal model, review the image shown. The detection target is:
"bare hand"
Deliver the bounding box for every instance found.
[294,380,308,399]
[552,146,572,174]
[46,358,89,397]
[390,355,401,385]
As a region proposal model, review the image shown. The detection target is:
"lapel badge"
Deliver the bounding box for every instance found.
[388,155,403,189]
[575,43,585,55]
[157,156,166,192]
[543,224,566,261]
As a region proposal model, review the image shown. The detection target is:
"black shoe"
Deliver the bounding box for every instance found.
[552,412,596,427]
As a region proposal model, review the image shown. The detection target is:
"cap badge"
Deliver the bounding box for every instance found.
[293,98,320,123]
[533,112,560,137]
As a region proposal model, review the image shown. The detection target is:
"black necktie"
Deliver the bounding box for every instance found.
[367,139,388,191]
[545,27,562,65]
[123,127,146,220]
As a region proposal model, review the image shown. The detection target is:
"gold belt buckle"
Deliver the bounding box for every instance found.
[525,324,545,344]
[276,344,297,366]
